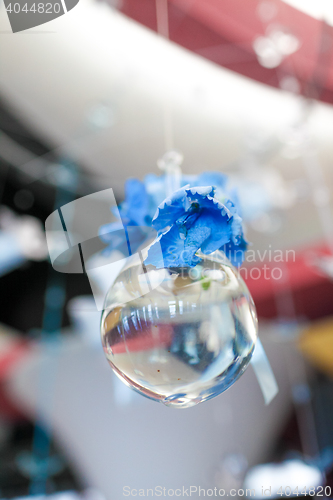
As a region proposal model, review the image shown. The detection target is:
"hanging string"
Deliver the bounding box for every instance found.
[156,0,169,38]
[155,0,174,152]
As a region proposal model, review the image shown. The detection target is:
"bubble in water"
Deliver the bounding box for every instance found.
[101,251,258,408]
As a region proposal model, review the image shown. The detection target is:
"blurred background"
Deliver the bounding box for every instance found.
[1,0,333,498]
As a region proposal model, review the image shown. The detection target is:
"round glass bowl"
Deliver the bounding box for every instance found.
[101,251,258,408]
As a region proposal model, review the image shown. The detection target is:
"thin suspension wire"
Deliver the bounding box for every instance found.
[156,0,169,38]
[155,0,174,152]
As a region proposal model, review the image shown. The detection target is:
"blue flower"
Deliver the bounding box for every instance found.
[221,235,248,268]
[145,185,247,268]
[99,170,247,266]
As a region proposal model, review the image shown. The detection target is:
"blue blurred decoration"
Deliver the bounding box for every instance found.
[16,448,65,480]
[99,170,247,268]
[314,447,333,474]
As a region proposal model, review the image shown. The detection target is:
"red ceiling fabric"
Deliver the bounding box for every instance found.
[119,0,333,105]
[244,243,333,320]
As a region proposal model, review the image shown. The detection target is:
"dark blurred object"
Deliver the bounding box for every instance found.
[312,375,333,462]
[0,101,93,334]
[0,423,80,498]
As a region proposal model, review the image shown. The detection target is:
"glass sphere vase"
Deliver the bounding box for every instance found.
[101,250,258,408]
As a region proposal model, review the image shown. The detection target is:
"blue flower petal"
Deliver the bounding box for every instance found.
[145,225,188,268]
[185,185,215,201]
[152,185,219,235]
[120,178,149,226]
[185,187,232,217]
[151,186,189,231]
[225,187,242,217]
[230,213,243,245]
[183,222,211,266]
[222,199,244,245]
[145,184,244,268]
[146,223,207,269]
[176,210,200,239]
[198,209,232,255]
[221,236,248,268]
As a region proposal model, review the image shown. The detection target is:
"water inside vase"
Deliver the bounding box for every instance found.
[101,252,258,408]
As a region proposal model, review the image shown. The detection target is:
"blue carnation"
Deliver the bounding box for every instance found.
[145,185,247,268]
[221,235,248,268]
[99,171,247,266]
